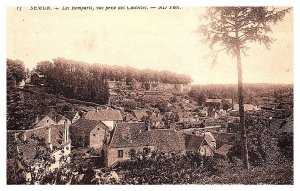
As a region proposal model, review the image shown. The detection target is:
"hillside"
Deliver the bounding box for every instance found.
[6,86,102,130]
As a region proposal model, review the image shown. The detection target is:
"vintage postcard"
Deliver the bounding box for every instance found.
[6,5,293,186]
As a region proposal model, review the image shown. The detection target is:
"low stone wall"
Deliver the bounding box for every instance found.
[108,81,191,93]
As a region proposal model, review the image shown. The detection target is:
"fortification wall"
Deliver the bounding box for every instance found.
[107,81,191,93]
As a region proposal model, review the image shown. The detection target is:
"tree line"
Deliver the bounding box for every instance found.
[33,58,193,104]
[35,58,193,85]
[189,83,293,106]
[33,58,109,104]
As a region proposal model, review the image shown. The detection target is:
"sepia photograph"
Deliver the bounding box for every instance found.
[5,4,294,186]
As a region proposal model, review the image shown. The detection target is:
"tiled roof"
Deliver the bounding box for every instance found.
[133,110,148,121]
[270,118,287,129]
[215,144,233,156]
[149,130,185,153]
[32,72,45,78]
[177,112,193,119]
[26,126,49,142]
[70,119,108,137]
[204,132,216,144]
[55,114,64,123]
[184,134,205,152]
[109,123,185,153]
[84,110,123,121]
[211,132,234,148]
[49,124,65,149]
[278,118,293,133]
[64,111,78,121]
[32,115,56,128]
[109,123,151,148]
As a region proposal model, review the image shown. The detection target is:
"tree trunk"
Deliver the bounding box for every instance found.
[236,42,250,170]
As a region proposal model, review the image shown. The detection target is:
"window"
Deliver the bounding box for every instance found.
[93,134,96,136]
[143,147,149,155]
[118,150,123,158]
[97,128,100,130]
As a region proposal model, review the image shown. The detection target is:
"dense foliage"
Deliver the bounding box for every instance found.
[7,135,54,184]
[230,117,277,165]
[7,58,27,84]
[36,58,192,86]
[35,58,110,104]
[189,83,293,106]
[109,150,291,185]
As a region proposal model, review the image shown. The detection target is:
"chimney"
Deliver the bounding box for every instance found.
[64,119,69,143]
[35,115,39,124]
[96,107,99,112]
[147,123,151,131]
[48,127,52,151]
[14,133,17,141]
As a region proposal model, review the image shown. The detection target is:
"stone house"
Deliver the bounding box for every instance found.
[105,122,185,167]
[233,104,258,111]
[83,109,123,131]
[30,72,45,86]
[175,112,195,123]
[70,119,109,149]
[184,132,216,157]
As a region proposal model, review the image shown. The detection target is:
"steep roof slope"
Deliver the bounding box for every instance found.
[70,118,108,136]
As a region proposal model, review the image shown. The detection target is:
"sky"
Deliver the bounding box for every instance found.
[7,6,293,84]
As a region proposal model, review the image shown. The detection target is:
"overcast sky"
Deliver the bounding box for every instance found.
[7,7,293,84]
